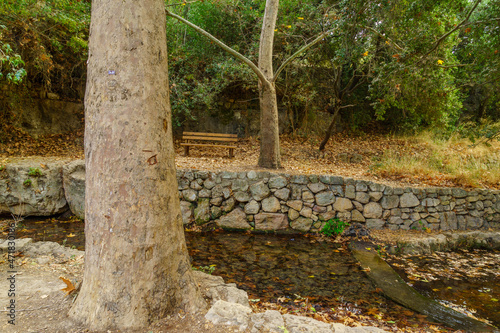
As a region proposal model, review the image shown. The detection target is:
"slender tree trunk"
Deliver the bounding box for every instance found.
[258,81,281,168]
[69,0,205,330]
[319,106,341,151]
[258,0,281,168]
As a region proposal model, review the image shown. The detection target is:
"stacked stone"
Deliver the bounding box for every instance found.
[176,169,500,232]
[0,159,499,232]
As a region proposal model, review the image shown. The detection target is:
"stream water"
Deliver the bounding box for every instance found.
[3,217,499,328]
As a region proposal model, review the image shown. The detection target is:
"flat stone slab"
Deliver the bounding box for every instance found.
[350,241,497,332]
[205,300,252,331]
[0,238,33,253]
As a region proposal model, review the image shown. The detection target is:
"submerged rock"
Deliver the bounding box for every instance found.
[344,223,371,238]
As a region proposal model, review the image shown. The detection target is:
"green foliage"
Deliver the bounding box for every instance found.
[0,0,496,137]
[23,178,31,187]
[454,0,500,121]
[0,27,27,84]
[166,0,259,128]
[0,0,90,96]
[321,218,349,237]
[28,167,42,177]
[457,119,500,146]
[192,265,216,275]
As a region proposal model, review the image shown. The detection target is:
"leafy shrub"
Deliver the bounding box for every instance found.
[321,218,349,237]
[457,119,500,147]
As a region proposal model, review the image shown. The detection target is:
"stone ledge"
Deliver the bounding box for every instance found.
[1,159,499,233]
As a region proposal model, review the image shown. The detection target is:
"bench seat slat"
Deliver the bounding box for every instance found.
[183,132,237,138]
[180,143,237,149]
[182,136,238,142]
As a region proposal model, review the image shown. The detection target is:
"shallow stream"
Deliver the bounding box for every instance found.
[3,217,499,328]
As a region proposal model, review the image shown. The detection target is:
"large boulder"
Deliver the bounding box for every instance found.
[194,198,211,225]
[250,310,285,333]
[283,314,333,333]
[400,193,420,208]
[62,159,85,219]
[205,300,252,331]
[0,158,69,216]
[250,181,270,201]
[290,217,313,232]
[216,208,251,230]
[254,213,288,230]
[262,196,281,213]
[363,202,383,219]
[192,270,249,307]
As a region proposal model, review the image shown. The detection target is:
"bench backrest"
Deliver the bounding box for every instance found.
[182,132,238,142]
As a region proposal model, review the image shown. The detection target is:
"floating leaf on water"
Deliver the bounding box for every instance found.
[491,298,498,302]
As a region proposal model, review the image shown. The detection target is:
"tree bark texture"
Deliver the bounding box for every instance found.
[258,0,281,169]
[319,106,341,151]
[69,0,205,330]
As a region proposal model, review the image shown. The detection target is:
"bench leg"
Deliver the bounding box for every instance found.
[229,148,234,158]
[184,145,190,156]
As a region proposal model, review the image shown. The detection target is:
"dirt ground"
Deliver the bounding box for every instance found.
[0,253,257,333]
[2,130,493,190]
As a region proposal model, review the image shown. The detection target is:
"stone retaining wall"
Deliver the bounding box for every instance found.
[1,159,499,231]
[177,169,500,231]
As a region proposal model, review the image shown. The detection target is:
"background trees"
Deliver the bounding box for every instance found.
[0,0,90,98]
[0,0,498,148]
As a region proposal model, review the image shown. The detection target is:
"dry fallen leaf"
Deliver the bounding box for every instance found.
[60,276,76,295]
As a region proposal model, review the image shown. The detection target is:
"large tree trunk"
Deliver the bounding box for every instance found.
[258,0,281,169]
[69,0,205,330]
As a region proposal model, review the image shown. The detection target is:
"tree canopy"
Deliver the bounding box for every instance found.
[1,0,499,143]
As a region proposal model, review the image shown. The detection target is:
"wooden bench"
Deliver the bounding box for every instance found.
[180,132,238,157]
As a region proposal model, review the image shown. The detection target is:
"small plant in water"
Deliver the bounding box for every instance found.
[321,218,349,237]
[23,179,32,187]
[28,167,42,177]
[192,265,216,274]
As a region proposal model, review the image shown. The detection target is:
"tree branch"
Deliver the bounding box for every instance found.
[463,17,500,26]
[339,104,356,109]
[166,1,201,7]
[364,26,404,51]
[165,9,269,85]
[415,0,482,65]
[273,31,335,82]
[436,63,474,68]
